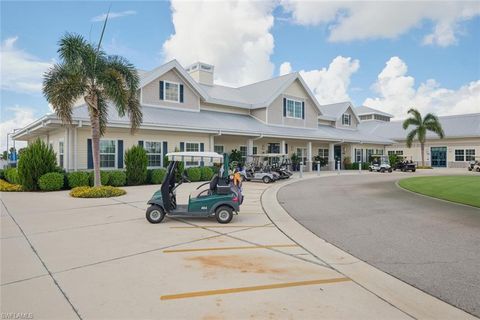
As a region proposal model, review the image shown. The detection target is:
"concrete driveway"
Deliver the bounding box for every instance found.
[0,180,424,320]
[278,171,480,317]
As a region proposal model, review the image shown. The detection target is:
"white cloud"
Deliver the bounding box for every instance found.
[363,56,480,118]
[281,1,480,46]
[162,0,275,86]
[1,37,53,94]
[91,10,136,22]
[279,62,292,75]
[299,56,360,104]
[0,106,36,151]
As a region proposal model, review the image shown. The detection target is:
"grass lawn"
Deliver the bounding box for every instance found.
[398,175,480,208]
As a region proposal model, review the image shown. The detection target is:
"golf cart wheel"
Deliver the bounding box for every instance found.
[412,169,416,172]
[262,176,272,184]
[241,175,246,182]
[468,168,472,171]
[388,168,393,173]
[369,168,372,172]
[146,205,165,224]
[215,206,233,224]
[380,168,386,173]
[476,167,480,172]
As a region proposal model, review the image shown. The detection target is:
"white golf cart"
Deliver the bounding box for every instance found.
[239,154,280,183]
[369,154,393,173]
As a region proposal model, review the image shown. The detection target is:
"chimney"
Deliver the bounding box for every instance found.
[186,62,214,86]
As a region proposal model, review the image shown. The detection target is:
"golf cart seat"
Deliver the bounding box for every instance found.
[190,174,221,199]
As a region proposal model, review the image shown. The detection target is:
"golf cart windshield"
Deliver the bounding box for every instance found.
[371,155,389,165]
[166,152,224,163]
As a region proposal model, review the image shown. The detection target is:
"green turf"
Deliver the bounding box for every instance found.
[398,175,480,208]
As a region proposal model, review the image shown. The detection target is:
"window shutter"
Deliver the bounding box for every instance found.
[138,140,144,148]
[283,98,287,117]
[179,84,184,103]
[180,142,185,151]
[302,101,305,119]
[117,140,124,169]
[199,143,205,166]
[285,143,288,154]
[159,81,164,100]
[162,141,168,167]
[87,139,93,169]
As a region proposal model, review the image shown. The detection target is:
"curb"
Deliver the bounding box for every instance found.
[261,173,477,320]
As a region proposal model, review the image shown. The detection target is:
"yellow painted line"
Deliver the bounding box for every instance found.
[163,244,298,253]
[160,277,351,300]
[170,225,274,229]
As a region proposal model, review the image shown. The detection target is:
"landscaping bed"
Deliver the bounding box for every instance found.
[398,175,480,208]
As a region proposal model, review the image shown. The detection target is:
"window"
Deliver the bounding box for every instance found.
[455,149,465,161]
[355,149,363,162]
[388,150,404,156]
[318,148,328,160]
[214,145,224,154]
[267,143,280,154]
[145,141,162,167]
[59,140,64,168]
[285,98,303,119]
[253,146,258,155]
[100,140,116,168]
[375,149,384,155]
[360,115,373,120]
[239,146,247,159]
[374,114,390,122]
[342,113,351,126]
[164,81,179,102]
[185,142,200,166]
[466,149,475,161]
[366,149,374,162]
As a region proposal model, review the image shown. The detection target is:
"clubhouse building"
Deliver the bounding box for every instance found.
[12,60,480,171]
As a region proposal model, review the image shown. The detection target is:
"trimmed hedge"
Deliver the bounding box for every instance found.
[345,162,370,170]
[70,186,126,198]
[125,146,148,185]
[200,166,214,181]
[4,168,20,185]
[108,170,126,187]
[186,167,201,182]
[38,172,65,191]
[150,168,167,184]
[67,172,90,188]
[17,139,57,190]
[0,179,23,192]
[89,170,110,186]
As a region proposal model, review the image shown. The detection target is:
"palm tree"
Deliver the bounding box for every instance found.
[402,108,444,167]
[43,33,142,186]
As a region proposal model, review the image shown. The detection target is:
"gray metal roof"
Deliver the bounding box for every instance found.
[68,104,392,144]
[359,113,480,140]
[319,101,362,123]
[355,106,394,118]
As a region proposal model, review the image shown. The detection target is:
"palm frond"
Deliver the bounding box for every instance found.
[405,128,418,148]
[127,92,143,133]
[98,68,129,113]
[402,117,420,129]
[407,108,422,122]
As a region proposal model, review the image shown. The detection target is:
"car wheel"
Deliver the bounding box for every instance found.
[146,205,165,224]
[262,176,272,183]
[215,206,233,224]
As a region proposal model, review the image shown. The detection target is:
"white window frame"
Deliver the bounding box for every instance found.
[163,81,180,103]
[285,98,303,119]
[455,149,465,162]
[342,113,352,126]
[184,142,200,167]
[214,145,224,155]
[144,141,163,168]
[99,139,117,169]
[465,149,475,161]
[58,139,64,168]
[239,145,247,159]
[318,148,328,160]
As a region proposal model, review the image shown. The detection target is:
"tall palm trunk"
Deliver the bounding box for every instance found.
[420,142,425,167]
[85,94,102,187]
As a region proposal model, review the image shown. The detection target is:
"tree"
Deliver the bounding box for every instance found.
[402,108,444,167]
[43,30,142,186]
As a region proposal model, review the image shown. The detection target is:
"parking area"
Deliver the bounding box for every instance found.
[1,171,476,319]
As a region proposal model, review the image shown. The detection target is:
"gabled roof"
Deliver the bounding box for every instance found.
[356,106,394,118]
[319,101,361,123]
[359,113,480,140]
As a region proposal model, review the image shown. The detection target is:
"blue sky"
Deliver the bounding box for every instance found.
[1,1,479,149]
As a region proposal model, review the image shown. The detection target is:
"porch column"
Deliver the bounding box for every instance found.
[350,144,356,163]
[306,141,312,172]
[328,143,335,170]
[247,139,254,163]
[209,135,215,152]
[280,140,286,154]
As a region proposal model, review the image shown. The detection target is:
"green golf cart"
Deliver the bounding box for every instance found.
[146,152,243,224]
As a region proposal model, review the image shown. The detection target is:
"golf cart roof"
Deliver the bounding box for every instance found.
[166,152,223,162]
[249,153,288,157]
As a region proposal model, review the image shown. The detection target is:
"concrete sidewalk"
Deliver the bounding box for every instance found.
[0,170,474,319]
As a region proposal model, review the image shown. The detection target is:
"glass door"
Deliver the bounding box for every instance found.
[431,147,447,167]
[334,145,341,169]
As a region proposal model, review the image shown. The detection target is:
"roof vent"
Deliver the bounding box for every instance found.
[186,62,214,86]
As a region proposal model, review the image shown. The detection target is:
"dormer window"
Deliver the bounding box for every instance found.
[283,98,305,119]
[159,80,184,103]
[342,113,351,126]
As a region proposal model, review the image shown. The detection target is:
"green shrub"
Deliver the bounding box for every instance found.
[389,154,399,168]
[89,170,110,186]
[0,169,4,179]
[70,186,126,198]
[38,172,64,191]
[150,168,167,184]
[0,179,23,192]
[125,146,148,185]
[4,168,20,184]
[108,170,126,187]
[347,162,370,170]
[186,167,201,182]
[200,166,214,181]
[175,161,185,182]
[229,149,243,166]
[67,171,90,188]
[17,139,57,190]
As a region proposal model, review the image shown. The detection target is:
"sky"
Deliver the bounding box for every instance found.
[1,0,480,150]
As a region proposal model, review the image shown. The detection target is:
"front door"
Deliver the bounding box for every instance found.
[334,145,341,169]
[431,147,447,167]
